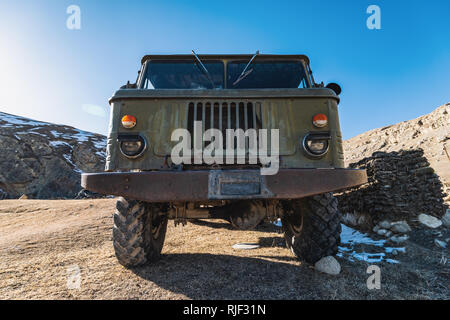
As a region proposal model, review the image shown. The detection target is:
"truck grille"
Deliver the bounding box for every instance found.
[187,101,263,149]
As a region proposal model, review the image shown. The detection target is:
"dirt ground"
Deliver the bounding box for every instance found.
[0,199,448,300]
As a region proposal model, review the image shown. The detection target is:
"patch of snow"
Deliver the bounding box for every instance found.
[92,138,107,158]
[0,113,52,127]
[385,259,400,264]
[49,141,71,148]
[62,153,81,174]
[50,130,63,138]
[72,130,92,143]
[339,224,404,264]
[16,131,49,138]
[384,247,406,254]
[273,221,402,264]
[340,224,386,247]
[340,252,386,264]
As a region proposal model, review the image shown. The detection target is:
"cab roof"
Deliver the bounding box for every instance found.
[141,54,310,65]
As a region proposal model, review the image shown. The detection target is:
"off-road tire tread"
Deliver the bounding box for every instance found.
[113,197,167,267]
[282,192,341,264]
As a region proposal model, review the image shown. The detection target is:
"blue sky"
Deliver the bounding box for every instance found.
[0,0,448,139]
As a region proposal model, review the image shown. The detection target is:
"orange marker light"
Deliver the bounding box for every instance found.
[312,114,328,128]
[121,115,137,129]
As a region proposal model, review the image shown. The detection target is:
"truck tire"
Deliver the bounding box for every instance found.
[281,192,341,264]
[113,197,168,267]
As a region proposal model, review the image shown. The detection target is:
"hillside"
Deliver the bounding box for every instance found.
[0,112,106,199]
[343,104,450,200]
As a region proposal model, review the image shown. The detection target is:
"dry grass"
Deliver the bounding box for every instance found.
[0,199,448,300]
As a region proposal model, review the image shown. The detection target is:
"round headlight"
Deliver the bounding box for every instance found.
[119,135,146,158]
[303,134,330,157]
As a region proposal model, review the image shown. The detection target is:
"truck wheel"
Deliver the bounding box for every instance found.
[281,192,341,264]
[113,197,168,267]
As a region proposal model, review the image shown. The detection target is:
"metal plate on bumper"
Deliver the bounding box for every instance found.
[208,170,273,199]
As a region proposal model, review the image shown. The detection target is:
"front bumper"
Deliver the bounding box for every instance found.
[81,169,367,202]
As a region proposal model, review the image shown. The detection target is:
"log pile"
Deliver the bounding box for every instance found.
[336,149,448,225]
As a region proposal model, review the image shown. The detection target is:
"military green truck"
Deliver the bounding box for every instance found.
[81,53,367,268]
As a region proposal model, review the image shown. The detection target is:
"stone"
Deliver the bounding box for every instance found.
[434,239,447,249]
[372,225,380,233]
[377,229,388,236]
[232,243,260,250]
[389,235,409,244]
[391,249,398,256]
[390,221,412,233]
[75,189,104,199]
[341,213,358,227]
[378,220,391,229]
[418,214,442,229]
[314,256,341,275]
[441,209,450,228]
[385,231,393,237]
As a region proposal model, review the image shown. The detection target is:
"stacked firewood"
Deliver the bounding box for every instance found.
[336,149,447,224]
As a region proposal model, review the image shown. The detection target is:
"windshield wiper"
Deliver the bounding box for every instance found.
[232,50,259,86]
[192,50,216,89]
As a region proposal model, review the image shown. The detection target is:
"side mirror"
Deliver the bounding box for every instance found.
[326,83,342,96]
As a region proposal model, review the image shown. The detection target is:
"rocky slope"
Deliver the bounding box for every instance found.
[343,104,450,202]
[0,112,106,199]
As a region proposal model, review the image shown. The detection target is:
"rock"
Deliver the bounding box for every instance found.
[441,209,450,228]
[377,229,388,236]
[372,225,380,233]
[418,214,442,229]
[434,239,446,249]
[232,243,260,250]
[385,231,393,237]
[75,189,104,199]
[391,249,398,256]
[19,194,28,200]
[0,112,106,199]
[314,256,341,275]
[341,212,358,227]
[389,235,409,244]
[378,220,391,229]
[0,188,7,200]
[390,221,412,233]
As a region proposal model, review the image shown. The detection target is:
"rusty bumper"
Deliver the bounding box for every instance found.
[81,169,367,202]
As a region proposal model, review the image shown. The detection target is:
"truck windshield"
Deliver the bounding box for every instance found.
[141,59,309,89]
[227,60,309,89]
[143,61,224,89]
